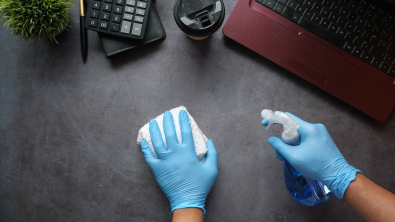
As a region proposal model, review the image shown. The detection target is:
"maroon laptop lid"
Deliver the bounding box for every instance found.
[223,0,395,121]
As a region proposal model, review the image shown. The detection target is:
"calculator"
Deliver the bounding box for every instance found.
[85,0,151,40]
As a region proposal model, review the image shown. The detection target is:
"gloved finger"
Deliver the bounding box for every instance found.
[275,151,284,161]
[285,112,312,135]
[204,139,218,168]
[179,110,194,147]
[268,137,294,161]
[163,111,179,147]
[141,140,157,163]
[149,119,167,158]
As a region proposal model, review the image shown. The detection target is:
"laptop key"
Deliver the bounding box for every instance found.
[371,46,387,60]
[273,3,285,13]
[328,12,339,22]
[382,32,392,42]
[347,1,358,11]
[298,17,346,48]
[321,7,331,18]
[263,0,276,9]
[352,48,363,58]
[312,14,323,24]
[292,13,302,23]
[388,67,395,77]
[337,17,347,28]
[370,35,380,45]
[354,37,364,48]
[295,4,306,15]
[345,21,356,32]
[379,40,390,51]
[282,7,294,19]
[286,0,297,10]
[355,17,367,27]
[379,62,391,73]
[336,28,346,39]
[353,26,364,37]
[362,42,373,52]
[371,58,383,69]
[361,53,374,64]
[382,20,392,30]
[344,42,355,54]
[328,23,339,33]
[320,19,331,29]
[303,0,314,9]
[304,10,314,20]
[384,54,395,65]
[312,4,322,13]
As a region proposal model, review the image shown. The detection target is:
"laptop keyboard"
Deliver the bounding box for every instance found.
[255,0,395,77]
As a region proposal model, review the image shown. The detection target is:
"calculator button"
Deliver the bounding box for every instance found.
[111,14,121,23]
[137,1,146,8]
[131,23,142,36]
[123,13,133,20]
[90,10,99,18]
[126,0,135,6]
[134,15,143,23]
[110,23,120,32]
[104,0,112,3]
[136,8,145,15]
[113,5,123,14]
[102,3,111,11]
[92,1,101,9]
[101,12,110,20]
[115,0,124,5]
[99,21,108,29]
[88,19,98,27]
[121,21,131,34]
[125,6,134,13]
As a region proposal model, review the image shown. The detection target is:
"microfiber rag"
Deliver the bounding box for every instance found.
[137,106,208,163]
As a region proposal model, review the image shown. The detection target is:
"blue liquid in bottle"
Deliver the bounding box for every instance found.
[282,136,333,206]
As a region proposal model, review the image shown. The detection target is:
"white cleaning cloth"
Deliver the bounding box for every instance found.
[137,106,208,163]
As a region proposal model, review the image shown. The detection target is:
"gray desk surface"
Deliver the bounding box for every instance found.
[1,1,395,221]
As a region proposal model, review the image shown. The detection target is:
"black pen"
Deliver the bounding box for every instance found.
[80,0,87,62]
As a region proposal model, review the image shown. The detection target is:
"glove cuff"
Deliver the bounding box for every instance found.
[328,168,362,199]
[321,158,362,199]
[171,203,206,217]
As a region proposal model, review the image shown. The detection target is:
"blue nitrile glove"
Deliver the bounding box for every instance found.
[140,110,218,216]
[262,113,361,199]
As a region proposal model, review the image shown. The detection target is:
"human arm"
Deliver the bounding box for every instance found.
[343,173,395,222]
[140,110,218,220]
[263,113,395,221]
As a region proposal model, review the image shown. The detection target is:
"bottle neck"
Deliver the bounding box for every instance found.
[280,133,300,146]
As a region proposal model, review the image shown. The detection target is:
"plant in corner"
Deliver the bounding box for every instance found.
[0,0,74,43]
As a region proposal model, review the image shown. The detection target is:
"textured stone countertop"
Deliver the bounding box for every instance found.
[1,1,394,221]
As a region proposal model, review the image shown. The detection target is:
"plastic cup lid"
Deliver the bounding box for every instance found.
[174,0,225,37]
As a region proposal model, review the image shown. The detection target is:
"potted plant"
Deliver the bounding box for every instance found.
[0,0,74,43]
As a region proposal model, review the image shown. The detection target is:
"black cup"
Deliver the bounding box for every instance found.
[173,0,225,40]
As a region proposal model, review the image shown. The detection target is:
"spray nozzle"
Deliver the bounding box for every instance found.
[261,109,300,143]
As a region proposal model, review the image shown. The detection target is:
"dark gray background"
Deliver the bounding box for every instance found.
[1,0,395,221]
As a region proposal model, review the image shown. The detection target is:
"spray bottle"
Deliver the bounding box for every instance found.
[261,109,333,206]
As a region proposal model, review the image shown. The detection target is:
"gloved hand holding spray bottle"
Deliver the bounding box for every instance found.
[261,109,333,206]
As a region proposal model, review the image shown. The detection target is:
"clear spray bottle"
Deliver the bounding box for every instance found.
[261,109,333,206]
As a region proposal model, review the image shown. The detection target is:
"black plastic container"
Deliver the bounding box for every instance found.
[173,0,225,40]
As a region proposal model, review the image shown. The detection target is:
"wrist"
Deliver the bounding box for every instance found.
[172,208,203,222]
[321,158,362,199]
[171,202,206,216]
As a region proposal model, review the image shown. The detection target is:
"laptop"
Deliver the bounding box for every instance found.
[223,0,395,121]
